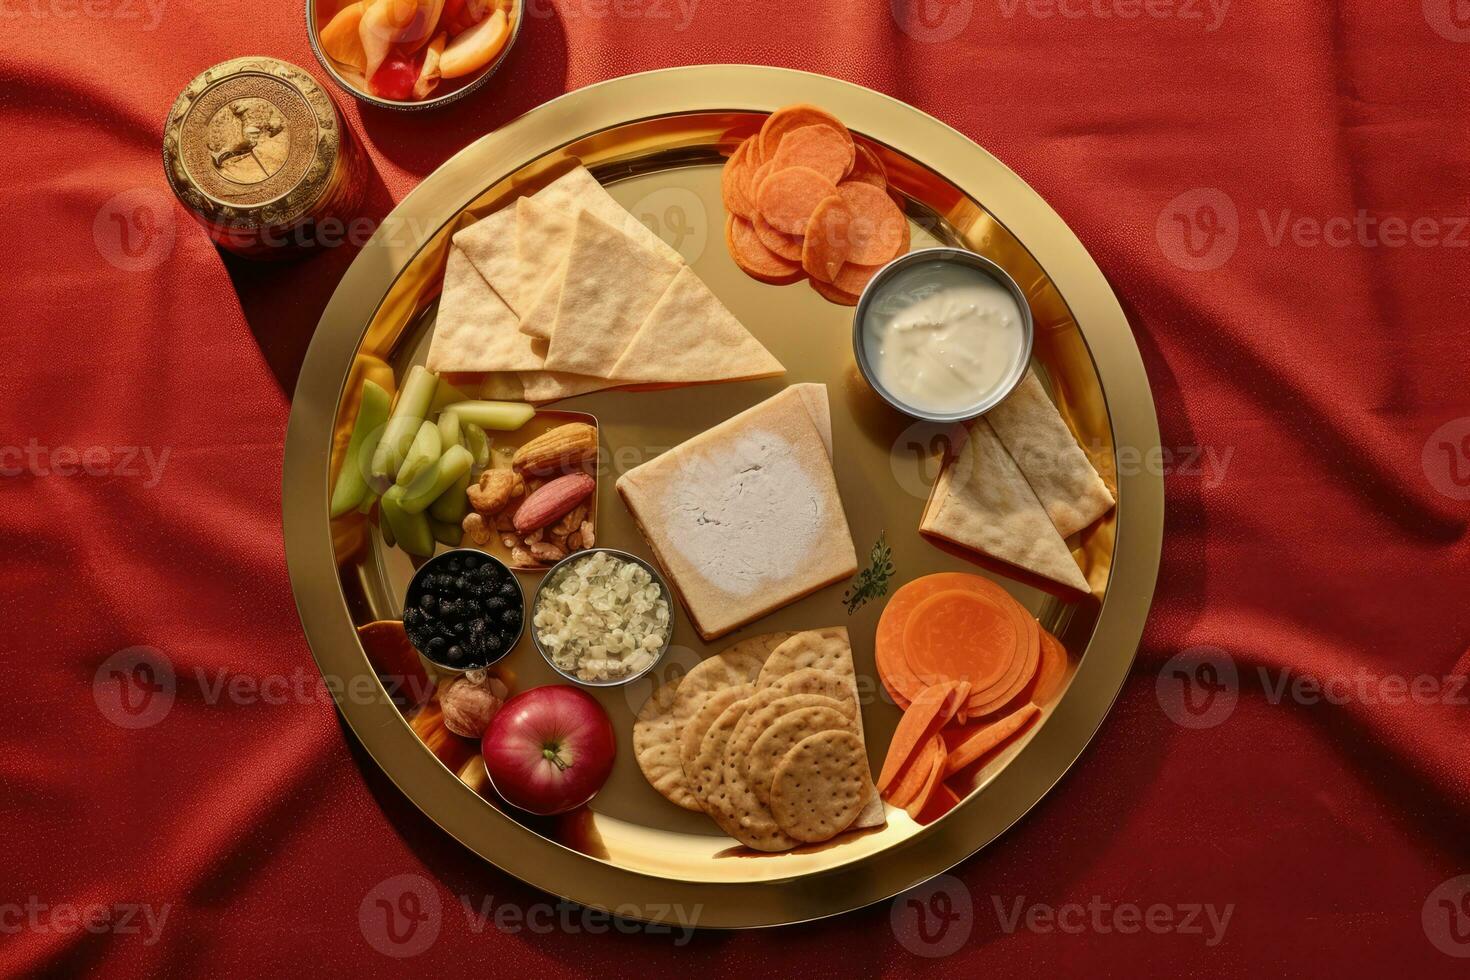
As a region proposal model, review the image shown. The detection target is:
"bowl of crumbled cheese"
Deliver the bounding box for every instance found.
[529,549,674,686]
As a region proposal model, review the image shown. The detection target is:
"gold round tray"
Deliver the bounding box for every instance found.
[283,66,1162,928]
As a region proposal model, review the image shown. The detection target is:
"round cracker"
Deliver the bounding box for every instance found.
[696,699,796,852]
[757,627,855,690]
[770,730,872,843]
[767,667,856,713]
[748,704,855,806]
[680,682,752,808]
[671,631,794,732]
[727,692,849,789]
[633,675,702,811]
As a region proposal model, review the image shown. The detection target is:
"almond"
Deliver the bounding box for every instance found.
[512,473,595,534]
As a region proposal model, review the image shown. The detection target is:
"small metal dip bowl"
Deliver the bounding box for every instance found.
[305,0,524,112]
[852,247,1035,423]
[404,548,524,671]
[529,549,675,688]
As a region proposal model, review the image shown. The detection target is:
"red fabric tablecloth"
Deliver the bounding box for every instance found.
[5,1,1469,975]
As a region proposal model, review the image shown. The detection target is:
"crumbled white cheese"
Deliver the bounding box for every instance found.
[533,552,671,683]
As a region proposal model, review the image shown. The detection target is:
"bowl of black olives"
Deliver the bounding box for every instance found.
[401,549,525,671]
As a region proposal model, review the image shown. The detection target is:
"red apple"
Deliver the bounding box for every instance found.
[482,686,615,815]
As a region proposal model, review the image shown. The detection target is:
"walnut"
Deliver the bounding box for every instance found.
[510,546,535,566]
[565,530,583,552]
[437,670,509,738]
[466,469,522,516]
[462,512,493,546]
[529,540,566,563]
[494,512,516,532]
[500,535,518,549]
[554,503,587,536]
[580,520,595,548]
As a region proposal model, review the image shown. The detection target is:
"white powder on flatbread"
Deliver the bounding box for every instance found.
[658,430,823,598]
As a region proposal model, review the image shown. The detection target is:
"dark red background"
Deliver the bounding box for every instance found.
[4,0,1469,975]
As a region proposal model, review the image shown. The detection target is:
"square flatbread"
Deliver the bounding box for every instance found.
[425,246,546,373]
[451,208,527,315]
[985,371,1115,537]
[541,210,681,377]
[609,267,784,383]
[920,418,1091,592]
[617,386,858,640]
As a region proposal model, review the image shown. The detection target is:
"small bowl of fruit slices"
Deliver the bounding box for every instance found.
[307,0,521,110]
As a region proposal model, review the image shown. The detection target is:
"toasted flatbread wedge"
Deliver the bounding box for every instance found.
[451,208,528,315]
[541,210,681,378]
[609,267,783,383]
[425,246,546,374]
[531,165,683,268]
[985,371,1115,537]
[920,419,1091,593]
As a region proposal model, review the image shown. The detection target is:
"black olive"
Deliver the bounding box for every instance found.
[446,558,461,573]
[406,624,432,650]
[484,632,503,654]
[498,581,517,598]
[485,596,507,612]
[403,607,423,628]
[462,554,480,571]
[500,607,520,628]
[426,636,445,654]
[418,594,437,613]
[444,644,465,665]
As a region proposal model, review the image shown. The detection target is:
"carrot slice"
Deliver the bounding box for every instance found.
[810,278,860,306]
[802,194,852,283]
[965,610,1040,718]
[903,589,1019,692]
[759,103,853,162]
[833,261,883,296]
[877,572,1013,706]
[876,681,968,792]
[904,739,950,818]
[756,166,838,235]
[848,142,887,188]
[943,703,1040,775]
[1031,628,1068,705]
[770,124,855,185]
[753,212,802,261]
[725,215,803,284]
[720,138,756,220]
[742,158,771,215]
[885,734,941,808]
[913,781,962,824]
[837,181,908,265]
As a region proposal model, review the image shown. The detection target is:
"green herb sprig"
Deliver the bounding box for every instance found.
[843,532,895,615]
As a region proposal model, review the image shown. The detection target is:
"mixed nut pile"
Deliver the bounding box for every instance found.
[461,422,598,566]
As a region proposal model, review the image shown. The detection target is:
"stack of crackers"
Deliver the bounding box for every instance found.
[427,166,784,402]
[634,628,885,851]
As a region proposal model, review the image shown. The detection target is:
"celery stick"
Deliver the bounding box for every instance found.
[378,506,396,548]
[330,380,391,518]
[401,445,472,514]
[462,422,491,473]
[369,365,437,490]
[381,486,435,557]
[429,517,465,547]
[451,400,535,431]
[436,409,461,450]
[357,488,380,515]
[394,421,442,489]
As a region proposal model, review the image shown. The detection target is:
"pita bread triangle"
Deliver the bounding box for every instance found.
[425,246,546,373]
[608,267,784,383]
[541,210,681,378]
[451,208,530,316]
